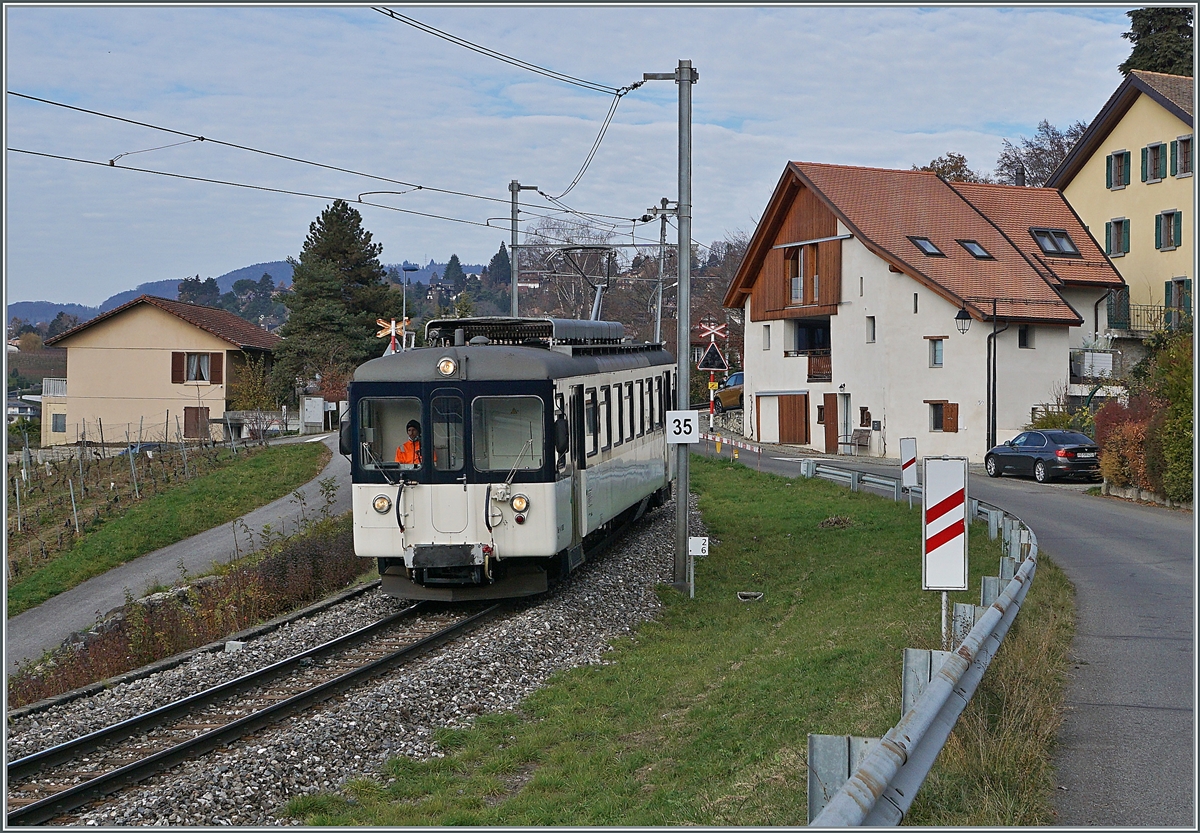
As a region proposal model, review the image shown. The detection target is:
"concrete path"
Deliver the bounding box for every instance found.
[5,434,351,676]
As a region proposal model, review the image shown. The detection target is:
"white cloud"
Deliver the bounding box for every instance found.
[4,5,1133,306]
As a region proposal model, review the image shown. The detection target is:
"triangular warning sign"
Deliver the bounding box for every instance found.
[697,341,728,371]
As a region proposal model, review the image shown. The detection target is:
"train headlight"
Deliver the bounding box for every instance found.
[372,494,392,514]
[510,494,529,513]
[436,357,457,377]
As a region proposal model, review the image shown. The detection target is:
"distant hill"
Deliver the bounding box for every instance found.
[7,258,483,327]
[8,261,294,326]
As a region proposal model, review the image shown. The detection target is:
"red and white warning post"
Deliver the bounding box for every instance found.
[921,457,968,591]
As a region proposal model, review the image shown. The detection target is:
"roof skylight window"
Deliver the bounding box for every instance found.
[1031,228,1080,257]
[908,236,945,257]
[957,239,993,259]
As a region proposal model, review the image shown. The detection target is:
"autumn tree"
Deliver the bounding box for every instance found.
[1120,7,1193,77]
[913,152,993,182]
[993,119,1088,186]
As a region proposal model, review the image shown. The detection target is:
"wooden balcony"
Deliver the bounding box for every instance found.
[784,348,832,382]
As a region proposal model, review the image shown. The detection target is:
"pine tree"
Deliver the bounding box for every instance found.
[444,254,467,293]
[279,200,402,389]
[1119,8,1193,77]
[486,242,511,293]
[271,259,359,401]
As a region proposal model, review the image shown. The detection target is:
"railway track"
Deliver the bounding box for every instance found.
[6,600,504,826]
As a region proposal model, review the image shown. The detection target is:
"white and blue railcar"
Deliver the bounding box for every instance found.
[341,317,676,600]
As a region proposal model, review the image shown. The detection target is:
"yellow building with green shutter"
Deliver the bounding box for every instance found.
[1048,70,1193,331]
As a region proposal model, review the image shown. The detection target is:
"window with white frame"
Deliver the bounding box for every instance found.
[1018,324,1035,349]
[51,413,66,433]
[1174,135,1193,177]
[866,316,876,343]
[1157,210,1183,251]
[762,324,771,350]
[929,338,944,367]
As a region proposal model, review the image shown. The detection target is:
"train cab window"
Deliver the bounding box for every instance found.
[625,382,635,440]
[430,393,465,472]
[357,397,424,471]
[600,386,612,451]
[471,396,545,472]
[584,388,599,457]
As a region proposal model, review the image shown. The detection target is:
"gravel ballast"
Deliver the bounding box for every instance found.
[8,496,703,826]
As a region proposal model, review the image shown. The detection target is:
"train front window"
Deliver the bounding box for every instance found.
[472,396,545,472]
[431,393,465,472]
[358,397,423,471]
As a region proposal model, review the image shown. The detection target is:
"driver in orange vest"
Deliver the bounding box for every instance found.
[395,420,422,465]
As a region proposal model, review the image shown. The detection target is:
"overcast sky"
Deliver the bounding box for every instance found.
[5,4,1135,307]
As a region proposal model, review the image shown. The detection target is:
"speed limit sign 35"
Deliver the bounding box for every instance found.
[665,410,700,443]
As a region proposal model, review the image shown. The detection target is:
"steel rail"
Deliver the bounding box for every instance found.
[7,603,503,826]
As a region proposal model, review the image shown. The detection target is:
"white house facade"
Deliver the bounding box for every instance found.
[723,162,1125,463]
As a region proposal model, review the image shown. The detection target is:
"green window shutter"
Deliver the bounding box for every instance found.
[1123,220,1130,253]
[1171,140,1178,176]
[1166,280,1173,307]
[1105,221,1112,254]
[1106,154,1113,188]
[1159,146,1168,179]
[1185,279,1193,316]
[1174,211,1182,247]
[1124,152,1132,185]
[1141,147,1148,181]
[1156,214,1163,249]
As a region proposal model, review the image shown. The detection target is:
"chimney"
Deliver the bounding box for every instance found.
[1015,164,1026,187]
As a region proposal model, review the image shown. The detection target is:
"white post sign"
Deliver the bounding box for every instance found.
[922,457,968,591]
[900,437,918,489]
[666,410,700,444]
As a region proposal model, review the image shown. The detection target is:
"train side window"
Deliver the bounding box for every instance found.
[613,384,624,446]
[625,381,635,440]
[600,386,612,451]
[654,376,664,429]
[430,393,465,472]
[636,379,646,437]
[585,388,599,457]
[357,396,423,471]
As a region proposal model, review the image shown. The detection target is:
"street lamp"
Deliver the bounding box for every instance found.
[402,264,419,350]
[954,305,972,334]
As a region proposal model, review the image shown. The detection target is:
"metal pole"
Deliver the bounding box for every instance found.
[989,298,998,450]
[675,60,696,591]
[655,197,668,343]
[509,180,538,317]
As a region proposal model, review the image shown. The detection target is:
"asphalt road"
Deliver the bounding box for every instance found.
[697,439,1194,828]
[5,434,350,676]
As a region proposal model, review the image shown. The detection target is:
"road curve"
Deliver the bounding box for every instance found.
[698,442,1194,827]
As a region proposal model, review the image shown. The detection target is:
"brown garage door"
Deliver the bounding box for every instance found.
[779,394,809,444]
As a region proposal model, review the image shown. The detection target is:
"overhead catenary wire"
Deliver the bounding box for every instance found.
[370,9,643,200]
[6,146,668,249]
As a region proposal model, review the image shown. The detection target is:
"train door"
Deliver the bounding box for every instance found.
[569,384,587,543]
[429,389,468,533]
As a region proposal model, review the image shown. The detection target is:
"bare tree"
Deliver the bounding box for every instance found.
[994,120,1088,186]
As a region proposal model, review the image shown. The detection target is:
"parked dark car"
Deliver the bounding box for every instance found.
[984,430,1101,483]
[713,371,744,413]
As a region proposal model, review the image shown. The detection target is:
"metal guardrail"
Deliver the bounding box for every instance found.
[796,460,1038,826]
[696,440,1038,823]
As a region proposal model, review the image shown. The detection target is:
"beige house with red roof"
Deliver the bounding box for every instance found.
[723,162,1124,461]
[42,295,281,446]
[1047,70,1193,331]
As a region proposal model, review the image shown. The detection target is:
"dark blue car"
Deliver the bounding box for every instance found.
[985,430,1101,483]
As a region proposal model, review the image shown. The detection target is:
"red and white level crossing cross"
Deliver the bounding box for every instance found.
[921,457,968,591]
[697,321,727,340]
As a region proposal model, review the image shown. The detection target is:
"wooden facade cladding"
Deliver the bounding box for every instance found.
[750,183,842,321]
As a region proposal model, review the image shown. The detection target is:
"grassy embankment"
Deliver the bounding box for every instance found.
[7,442,331,616]
[286,455,1075,826]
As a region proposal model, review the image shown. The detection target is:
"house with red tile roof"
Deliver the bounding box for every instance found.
[722,162,1124,462]
[42,295,281,446]
[1047,70,1193,334]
